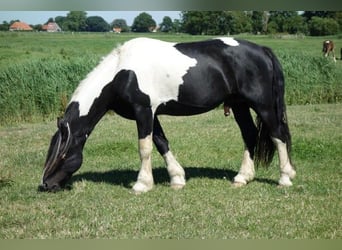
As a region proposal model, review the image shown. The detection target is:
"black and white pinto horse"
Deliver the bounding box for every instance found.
[39,37,296,193]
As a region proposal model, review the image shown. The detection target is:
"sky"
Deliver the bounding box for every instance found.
[0,11,182,26]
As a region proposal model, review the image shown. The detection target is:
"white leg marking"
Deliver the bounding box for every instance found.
[272,138,296,186]
[233,149,255,186]
[133,134,154,194]
[163,151,186,189]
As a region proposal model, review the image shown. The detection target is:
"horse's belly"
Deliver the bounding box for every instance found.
[155,100,218,116]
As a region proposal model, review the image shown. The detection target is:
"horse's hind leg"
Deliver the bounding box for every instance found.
[256,107,296,186]
[231,104,258,186]
[153,117,186,189]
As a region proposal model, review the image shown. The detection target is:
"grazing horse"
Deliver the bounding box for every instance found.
[39,37,296,193]
[322,40,336,62]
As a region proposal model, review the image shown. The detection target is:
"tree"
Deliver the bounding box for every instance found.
[55,16,67,30]
[86,16,110,32]
[111,19,129,32]
[45,17,54,25]
[268,11,298,33]
[131,12,156,32]
[172,19,182,33]
[181,11,232,35]
[283,15,307,34]
[0,21,10,31]
[181,11,205,35]
[228,11,252,34]
[65,11,87,31]
[160,16,173,32]
[309,17,339,36]
[302,11,331,20]
[250,11,264,34]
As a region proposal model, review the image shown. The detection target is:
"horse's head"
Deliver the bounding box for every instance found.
[39,118,84,192]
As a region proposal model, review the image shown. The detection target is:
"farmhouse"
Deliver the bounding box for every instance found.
[113,27,122,33]
[41,22,62,32]
[9,21,33,31]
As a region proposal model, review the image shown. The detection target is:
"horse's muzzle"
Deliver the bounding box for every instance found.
[38,183,61,192]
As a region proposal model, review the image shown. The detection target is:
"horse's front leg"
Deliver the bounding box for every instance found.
[132,106,154,194]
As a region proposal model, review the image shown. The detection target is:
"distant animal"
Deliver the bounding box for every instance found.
[39,37,296,193]
[322,40,336,62]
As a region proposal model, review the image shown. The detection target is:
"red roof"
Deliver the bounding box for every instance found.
[9,21,33,31]
[41,22,62,32]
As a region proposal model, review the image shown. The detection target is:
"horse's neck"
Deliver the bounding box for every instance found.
[64,101,107,139]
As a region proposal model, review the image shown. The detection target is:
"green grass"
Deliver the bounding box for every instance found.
[0,32,342,125]
[0,104,341,239]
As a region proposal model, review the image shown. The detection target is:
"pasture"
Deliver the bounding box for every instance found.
[0,32,341,239]
[0,32,341,125]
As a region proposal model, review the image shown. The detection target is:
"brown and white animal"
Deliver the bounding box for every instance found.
[322,40,336,62]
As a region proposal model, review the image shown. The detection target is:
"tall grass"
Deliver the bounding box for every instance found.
[0,54,99,124]
[0,33,341,125]
[276,50,342,105]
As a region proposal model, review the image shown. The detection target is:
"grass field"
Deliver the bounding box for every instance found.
[0,32,341,239]
[0,32,342,124]
[0,104,341,239]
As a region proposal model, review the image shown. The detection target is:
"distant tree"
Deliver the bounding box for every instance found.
[335,11,342,32]
[131,12,156,32]
[55,16,67,30]
[160,16,173,32]
[309,17,339,36]
[10,20,20,25]
[111,19,129,32]
[283,15,307,34]
[250,11,263,34]
[181,11,205,35]
[181,11,232,35]
[0,21,10,31]
[45,17,54,25]
[172,19,182,33]
[269,11,298,33]
[86,16,110,32]
[228,11,252,34]
[65,11,87,31]
[32,24,43,31]
[302,11,331,20]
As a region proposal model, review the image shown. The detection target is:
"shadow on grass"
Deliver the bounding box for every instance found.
[71,166,278,189]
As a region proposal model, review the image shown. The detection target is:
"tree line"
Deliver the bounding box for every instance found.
[1,11,341,36]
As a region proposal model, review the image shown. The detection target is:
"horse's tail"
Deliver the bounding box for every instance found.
[254,47,291,167]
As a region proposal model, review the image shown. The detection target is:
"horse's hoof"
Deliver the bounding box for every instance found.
[232,182,246,187]
[171,183,185,190]
[132,182,153,194]
[170,175,186,190]
[278,176,293,187]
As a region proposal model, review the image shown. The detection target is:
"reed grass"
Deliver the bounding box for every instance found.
[0,32,341,125]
